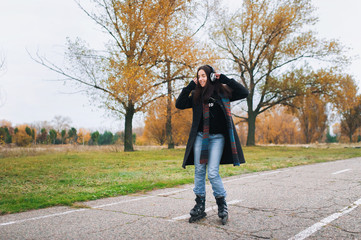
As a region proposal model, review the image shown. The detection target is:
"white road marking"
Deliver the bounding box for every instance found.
[0,209,87,226]
[170,199,243,221]
[0,195,156,227]
[223,169,288,183]
[93,196,156,208]
[157,188,191,196]
[223,175,259,183]
[289,197,361,240]
[332,169,352,175]
[259,170,287,176]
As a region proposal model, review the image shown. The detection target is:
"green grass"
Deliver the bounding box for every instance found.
[1,146,360,215]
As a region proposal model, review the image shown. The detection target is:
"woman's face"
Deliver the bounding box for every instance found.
[198,69,207,88]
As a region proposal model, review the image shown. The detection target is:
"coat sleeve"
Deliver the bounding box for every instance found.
[175,81,196,109]
[219,74,249,102]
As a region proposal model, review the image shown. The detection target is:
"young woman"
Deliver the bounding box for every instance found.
[175,65,249,224]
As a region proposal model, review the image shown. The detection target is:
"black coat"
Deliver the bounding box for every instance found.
[175,74,249,169]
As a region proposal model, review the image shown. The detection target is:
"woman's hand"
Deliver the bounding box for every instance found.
[193,77,198,84]
[215,73,221,79]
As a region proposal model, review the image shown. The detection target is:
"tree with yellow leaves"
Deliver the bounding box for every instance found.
[284,68,344,143]
[211,0,347,146]
[143,97,192,145]
[146,0,211,149]
[77,128,91,145]
[13,125,36,147]
[333,75,361,142]
[256,106,301,144]
[155,35,205,148]
[33,0,198,151]
[290,93,328,143]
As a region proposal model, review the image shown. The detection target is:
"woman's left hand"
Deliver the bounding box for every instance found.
[215,73,221,79]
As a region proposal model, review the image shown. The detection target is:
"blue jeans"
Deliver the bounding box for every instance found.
[193,132,226,198]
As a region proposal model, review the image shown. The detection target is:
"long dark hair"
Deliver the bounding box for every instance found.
[193,65,232,104]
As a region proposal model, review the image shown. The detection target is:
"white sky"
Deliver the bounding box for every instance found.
[0,0,360,132]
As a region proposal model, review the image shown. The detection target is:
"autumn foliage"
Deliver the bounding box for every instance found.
[12,125,35,147]
[333,75,361,142]
[142,97,192,146]
[255,107,302,144]
[77,128,91,145]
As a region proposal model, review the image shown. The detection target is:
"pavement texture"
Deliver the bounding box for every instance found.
[0,157,360,240]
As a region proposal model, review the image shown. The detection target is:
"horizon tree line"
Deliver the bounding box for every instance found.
[0,119,137,147]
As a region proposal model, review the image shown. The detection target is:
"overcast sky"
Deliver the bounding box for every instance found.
[0,0,360,132]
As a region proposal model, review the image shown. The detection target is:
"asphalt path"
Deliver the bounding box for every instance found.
[1,157,360,239]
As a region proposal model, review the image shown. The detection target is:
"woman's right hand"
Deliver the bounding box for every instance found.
[193,77,198,84]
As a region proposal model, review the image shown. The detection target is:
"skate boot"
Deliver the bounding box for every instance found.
[216,196,228,225]
[189,195,206,223]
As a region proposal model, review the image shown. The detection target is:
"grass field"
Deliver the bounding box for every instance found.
[1,145,360,215]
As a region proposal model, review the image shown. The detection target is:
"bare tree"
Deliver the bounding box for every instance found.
[52,115,72,133]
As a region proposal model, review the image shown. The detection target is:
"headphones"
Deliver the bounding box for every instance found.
[206,65,217,82]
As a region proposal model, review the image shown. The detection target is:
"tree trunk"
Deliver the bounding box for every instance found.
[124,104,135,152]
[349,131,353,143]
[247,112,256,146]
[304,124,311,144]
[166,60,174,149]
[166,94,174,149]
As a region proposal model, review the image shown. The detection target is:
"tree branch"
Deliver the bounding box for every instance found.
[74,0,124,51]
